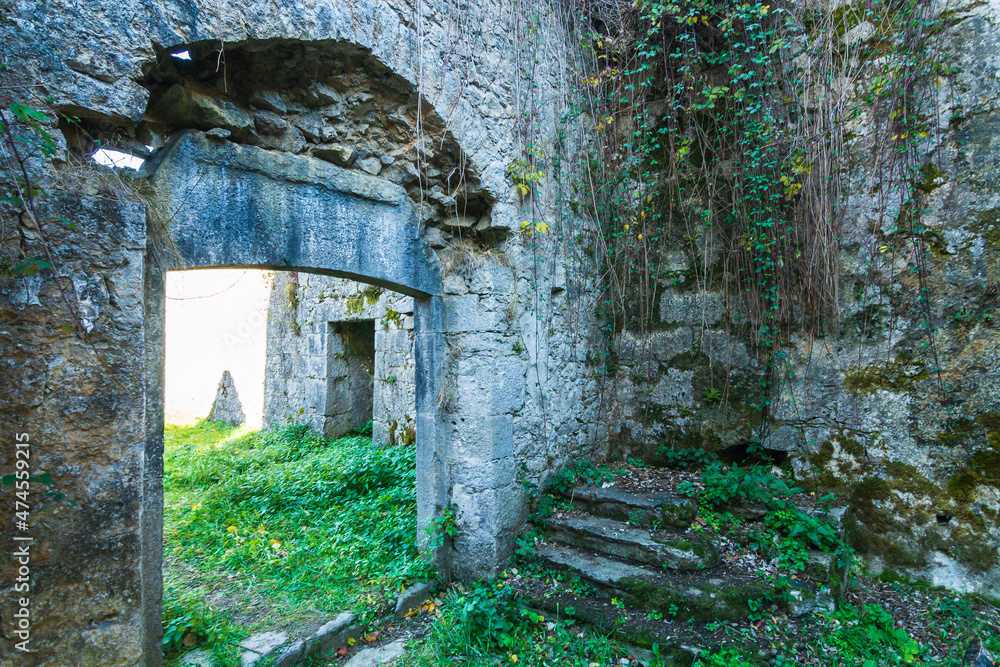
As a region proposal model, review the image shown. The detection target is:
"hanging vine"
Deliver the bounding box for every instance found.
[572,0,969,442]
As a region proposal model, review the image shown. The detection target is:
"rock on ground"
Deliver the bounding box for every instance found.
[343,640,407,667]
[208,369,245,425]
[240,630,288,666]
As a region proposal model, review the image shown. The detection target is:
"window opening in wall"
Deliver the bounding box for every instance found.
[91,147,145,170]
[160,268,421,664]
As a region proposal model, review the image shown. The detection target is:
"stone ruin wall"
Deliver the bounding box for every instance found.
[263,272,418,447]
[0,0,603,663]
[607,0,1000,599]
[5,0,1000,663]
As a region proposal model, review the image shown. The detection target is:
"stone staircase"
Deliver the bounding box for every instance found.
[525,482,846,633]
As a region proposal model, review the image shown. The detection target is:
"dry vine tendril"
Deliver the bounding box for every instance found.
[574,0,969,437]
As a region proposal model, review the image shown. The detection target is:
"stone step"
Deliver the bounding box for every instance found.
[544,514,719,571]
[523,592,705,662]
[563,485,696,530]
[536,543,770,622]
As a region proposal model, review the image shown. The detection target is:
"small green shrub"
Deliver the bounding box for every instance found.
[161,584,237,656]
[656,445,716,470]
[545,459,619,496]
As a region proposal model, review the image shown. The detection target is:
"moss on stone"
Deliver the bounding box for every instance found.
[945,419,1000,503]
[937,418,977,447]
[974,208,1000,250]
[617,577,766,622]
[877,569,918,586]
[854,476,892,504]
[884,461,938,497]
[921,228,951,256]
[843,511,926,569]
[975,412,1000,431]
[947,469,980,503]
[661,426,723,454]
[844,474,930,568]
[916,162,945,194]
[952,527,1000,572]
[843,355,928,394]
[667,350,710,371]
[810,441,835,469]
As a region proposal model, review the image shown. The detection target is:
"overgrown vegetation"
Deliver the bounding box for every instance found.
[679,459,853,580]
[161,421,424,665]
[414,451,997,666]
[407,580,629,665]
[401,562,999,666]
[571,0,970,439]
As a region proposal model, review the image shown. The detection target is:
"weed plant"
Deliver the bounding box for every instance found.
[406,579,626,666]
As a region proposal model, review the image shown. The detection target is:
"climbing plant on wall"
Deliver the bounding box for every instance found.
[573,0,968,439]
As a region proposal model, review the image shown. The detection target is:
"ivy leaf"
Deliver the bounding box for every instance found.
[10,103,53,123]
[14,257,50,276]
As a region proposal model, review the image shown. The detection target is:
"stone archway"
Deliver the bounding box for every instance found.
[142,129,448,665]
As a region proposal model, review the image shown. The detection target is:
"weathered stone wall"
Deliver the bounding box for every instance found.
[0,0,603,664]
[0,184,150,663]
[609,0,1000,599]
[263,272,417,446]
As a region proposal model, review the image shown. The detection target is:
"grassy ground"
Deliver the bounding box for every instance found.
[161,421,425,666]
[162,424,999,666]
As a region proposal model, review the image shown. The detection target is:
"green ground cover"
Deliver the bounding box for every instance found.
[161,423,999,666]
[161,421,424,665]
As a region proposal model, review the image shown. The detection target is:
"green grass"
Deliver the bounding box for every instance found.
[162,421,424,665]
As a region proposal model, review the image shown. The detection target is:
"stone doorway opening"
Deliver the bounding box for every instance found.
[164,268,271,429]
[133,34,493,662]
[156,266,428,666]
[143,129,448,665]
[326,320,377,438]
[262,274,418,447]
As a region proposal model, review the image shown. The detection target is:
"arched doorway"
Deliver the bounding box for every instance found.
[141,129,448,664]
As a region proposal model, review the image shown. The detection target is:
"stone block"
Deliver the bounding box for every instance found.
[453,353,525,414]
[306,333,325,356]
[394,582,434,619]
[443,294,500,333]
[659,291,725,327]
[452,456,518,490]
[313,143,356,167]
[451,414,514,462]
[249,90,288,114]
[469,263,516,295]
[646,368,694,407]
[148,84,255,139]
